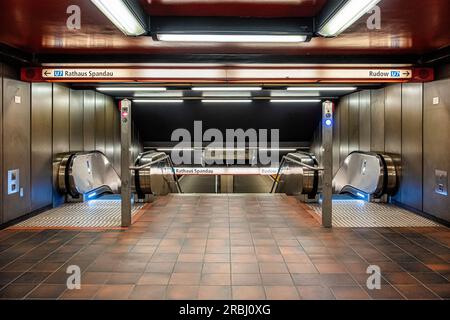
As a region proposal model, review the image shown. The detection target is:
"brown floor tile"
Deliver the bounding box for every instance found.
[259,262,289,274]
[145,262,175,273]
[201,273,231,286]
[384,272,421,285]
[0,284,37,299]
[174,262,203,273]
[128,285,166,300]
[138,273,171,285]
[231,263,259,274]
[364,285,405,300]
[395,285,440,300]
[331,286,371,300]
[315,263,348,274]
[198,286,232,300]
[232,286,266,300]
[0,272,22,286]
[203,263,230,274]
[166,285,199,300]
[411,272,449,285]
[261,274,293,286]
[26,284,66,299]
[232,273,262,286]
[427,284,450,299]
[287,263,318,274]
[264,286,300,300]
[170,273,201,285]
[94,285,133,300]
[60,284,101,300]
[297,285,334,300]
[107,273,141,285]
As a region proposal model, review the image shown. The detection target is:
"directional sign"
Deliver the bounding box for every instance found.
[21,66,434,83]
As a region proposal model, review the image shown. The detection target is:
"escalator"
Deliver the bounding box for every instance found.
[56,150,182,201]
[271,152,322,200]
[333,151,398,199]
[57,151,121,200]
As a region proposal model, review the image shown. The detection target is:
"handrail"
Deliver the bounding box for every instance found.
[131,152,183,194]
[129,155,170,170]
[271,154,323,193]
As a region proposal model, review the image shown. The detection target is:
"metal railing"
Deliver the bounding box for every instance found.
[131,152,182,194]
[271,153,323,194]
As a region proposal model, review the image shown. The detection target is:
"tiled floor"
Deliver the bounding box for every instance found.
[0,194,449,300]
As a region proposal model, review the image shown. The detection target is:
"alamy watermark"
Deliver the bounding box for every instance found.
[66,265,81,290]
[366,265,382,290]
[170,121,279,166]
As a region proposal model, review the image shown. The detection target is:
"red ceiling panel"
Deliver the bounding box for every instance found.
[140,0,327,17]
[0,0,448,57]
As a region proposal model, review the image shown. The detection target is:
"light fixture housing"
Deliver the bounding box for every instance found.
[157,34,308,43]
[287,87,357,91]
[201,100,252,103]
[97,87,167,92]
[270,99,322,103]
[133,99,184,103]
[317,0,382,37]
[193,87,262,91]
[152,17,313,43]
[91,0,147,36]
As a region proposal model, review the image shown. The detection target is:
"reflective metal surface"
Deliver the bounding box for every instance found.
[333,151,398,198]
[57,151,120,198]
[134,151,182,197]
[272,152,321,198]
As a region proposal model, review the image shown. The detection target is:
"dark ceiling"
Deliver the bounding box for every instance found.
[0,0,449,60]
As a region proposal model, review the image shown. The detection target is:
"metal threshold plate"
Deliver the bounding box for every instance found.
[11,200,145,229]
[308,200,441,228]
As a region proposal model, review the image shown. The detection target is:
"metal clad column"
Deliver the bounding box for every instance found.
[120,99,132,227]
[322,101,334,228]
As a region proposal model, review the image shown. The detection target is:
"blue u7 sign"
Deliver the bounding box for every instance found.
[54,70,64,77]
[390,71,401,77]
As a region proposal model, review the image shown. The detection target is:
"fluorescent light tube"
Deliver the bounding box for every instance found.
[318,0,381,37]
[287,87,357,91]
[133,99,184,103]
[201,100,252,103]
[270,99,322,103]
[97,87,167,91]
[193,87,262,91]
[91,0,146,36]
[157,34,308,43]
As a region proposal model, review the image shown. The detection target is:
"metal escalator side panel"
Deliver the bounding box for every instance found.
[378,153,398,196]
[333,152,389,197]
[68,152,120,196]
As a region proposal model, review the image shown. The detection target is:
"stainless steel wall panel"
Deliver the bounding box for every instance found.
[348,93,360,153]
[31,83,53,211]
[332,100,340,175]
[339,96,349,165]
[384,84,402,156]
[384,84,402,202]
[2,78,31,222]
[95,93,106,153]
[0,63,3,223]
[69,89,84,152]
[113,106,121,175]
[423,79,450,222]
[370,88,385,152]
[52,84,70,207]
[401,83,423,211]
[52,84,70,154]
[105,97,115,162]
[359,90,371,152]
[83,91,95,151]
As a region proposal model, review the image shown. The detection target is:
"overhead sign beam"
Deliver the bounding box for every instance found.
[21,66,434,83]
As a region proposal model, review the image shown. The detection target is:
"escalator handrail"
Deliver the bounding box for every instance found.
[270,152,322,193]
[132,151,183,194]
